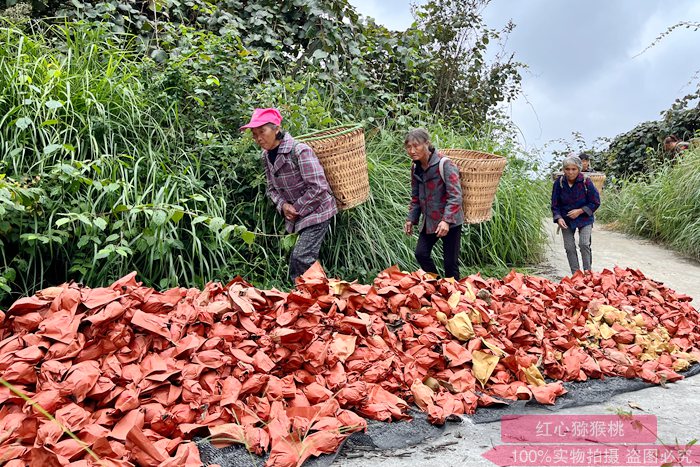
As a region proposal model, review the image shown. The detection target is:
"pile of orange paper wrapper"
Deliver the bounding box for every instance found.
[1,264,699,467]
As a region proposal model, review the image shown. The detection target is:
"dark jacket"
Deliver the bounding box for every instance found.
[551,173,600,230]
[407,150,464,234]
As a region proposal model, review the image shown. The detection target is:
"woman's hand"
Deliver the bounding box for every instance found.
[567,208,584,219]
[436,220,450,237]
[404,220,414,236]
[282,203,299,222]
[557,218,568,230]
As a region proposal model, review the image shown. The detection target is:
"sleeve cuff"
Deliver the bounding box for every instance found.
[581,206,592,216]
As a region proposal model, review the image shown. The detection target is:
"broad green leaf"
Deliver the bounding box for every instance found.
[221,225,236,240]
[77,235,90,249]
[240,230,255,245]
[77,214,92,226]
[105,233,120,243]
[55,217,72,227]
[208,216,225,231]
[170,210,185,223]
[113,204,130,213]
[43,144,63,155]
[45,100,63,109]
[311,49,329,60]
[152,210,168,226]
[151,49,168,63]
[94,248,112,260]
[280,234,298,251]
[115,247,130,257]
[93,218,108,231]
[15,117,32,130]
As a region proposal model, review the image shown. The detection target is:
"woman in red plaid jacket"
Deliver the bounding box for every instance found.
[241,108,337,283]
[403,128,464,279]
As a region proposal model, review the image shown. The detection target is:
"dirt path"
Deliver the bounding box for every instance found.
[337,223,700,467]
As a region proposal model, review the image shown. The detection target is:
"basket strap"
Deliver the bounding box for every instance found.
[292,141,337,203]
[438,157,449,183]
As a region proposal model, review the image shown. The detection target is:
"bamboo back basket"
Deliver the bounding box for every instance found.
[588,173,606,193]
[440,149,507,224]
[551,172,606,194]
[297,124,369,210]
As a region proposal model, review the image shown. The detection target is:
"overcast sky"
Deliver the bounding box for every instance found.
[347,0,700,152]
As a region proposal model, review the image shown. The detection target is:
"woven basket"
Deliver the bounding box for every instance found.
[588,173,606,193]
[551,172,606,194]
[297,124,369,210]
[440,149,507,224]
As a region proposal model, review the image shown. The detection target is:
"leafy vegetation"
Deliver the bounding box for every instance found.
[0,23,252,296]
[0,0,546,302]
[602,107,700,178]
[598,148,700,261]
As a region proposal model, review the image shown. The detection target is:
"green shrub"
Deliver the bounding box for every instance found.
[603,107,700,178]
[0,23,251,299]
[598,148,700,260]
[0,19,545,302]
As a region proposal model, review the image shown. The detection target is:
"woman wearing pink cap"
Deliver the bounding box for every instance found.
[241,108,337,283]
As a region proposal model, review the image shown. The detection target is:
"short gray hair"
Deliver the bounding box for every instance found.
[405,128,435,152]
[562,155,582,170]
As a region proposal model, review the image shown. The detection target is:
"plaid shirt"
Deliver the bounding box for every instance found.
[263,133,337,233]
[551,173,600,230]
[407,150,464,234]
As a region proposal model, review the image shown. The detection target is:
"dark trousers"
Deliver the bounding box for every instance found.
[289,219,331,283]
[415,225,462,279]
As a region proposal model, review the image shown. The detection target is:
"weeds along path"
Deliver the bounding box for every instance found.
[543,221,700,302]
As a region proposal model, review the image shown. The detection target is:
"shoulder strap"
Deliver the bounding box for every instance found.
[289,142,300,168]
[291,141,337,200]
[438,156,449,182]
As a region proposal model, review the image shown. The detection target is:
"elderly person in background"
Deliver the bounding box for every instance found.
[240,108,337,283]
[404,128,464,279]
[579,152,592,172]
[663,135,690,156]
[551,155,601,274]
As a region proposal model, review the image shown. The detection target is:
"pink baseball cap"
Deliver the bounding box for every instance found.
[239,108,282,130]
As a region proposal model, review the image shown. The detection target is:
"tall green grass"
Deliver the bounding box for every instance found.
[598,148,700,260]
[0,20,549,300]
[0,22,243,297]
